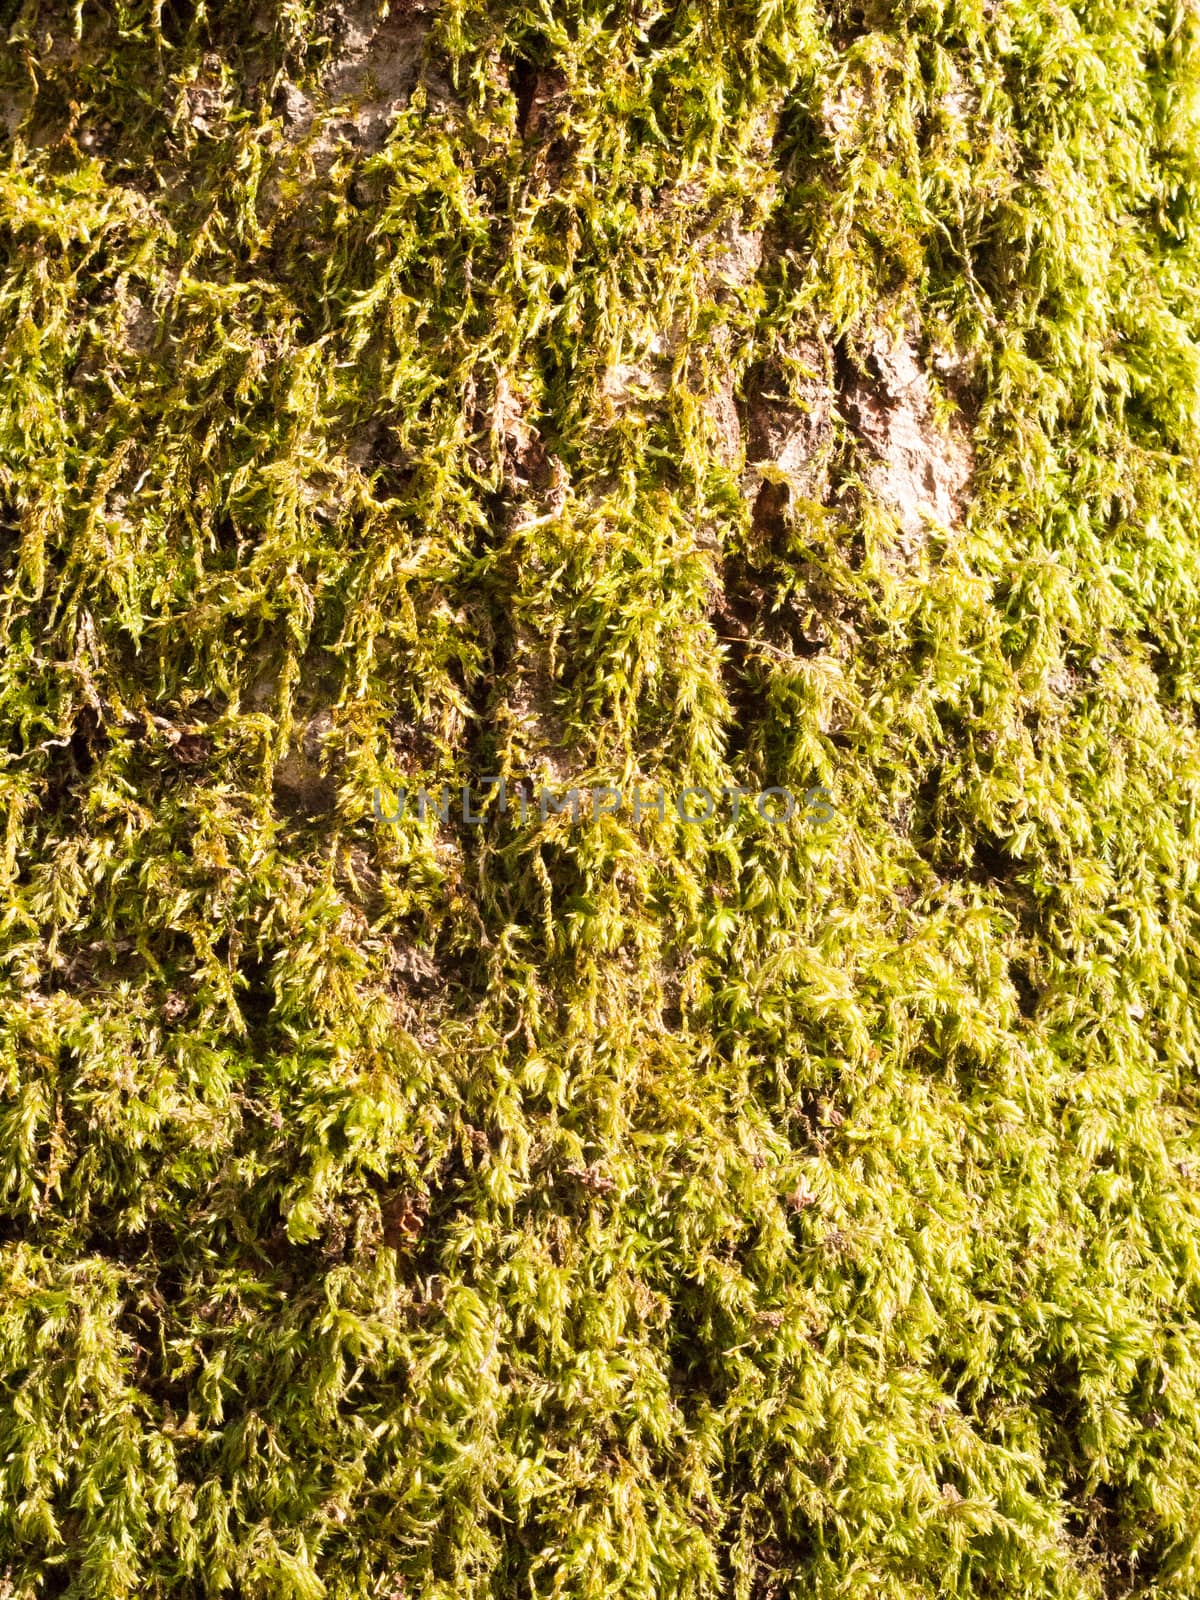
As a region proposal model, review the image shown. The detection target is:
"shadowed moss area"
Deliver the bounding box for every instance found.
[1,0,1200,1595]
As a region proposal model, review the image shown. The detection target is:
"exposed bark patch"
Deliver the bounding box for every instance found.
[517,67,569,147]
[0,85,28,141]
[594,113,777,473]
[387,937,440,1007]
[182,54,233,137]
[273,709,338,817]
[274,0,436,156]
[321,1,433,142]
[121,295,160,356]
[595,218,765,461]
[740,337,836,527]
[492,373,564,501]
[500,624,572,788]
[118,269,179,359]
[597,338,672,410]
[700,217,768,469]
[841,329,973,552]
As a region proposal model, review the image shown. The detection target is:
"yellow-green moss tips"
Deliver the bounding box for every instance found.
[2,0,1200,1596]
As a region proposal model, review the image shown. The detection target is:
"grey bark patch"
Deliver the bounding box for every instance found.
[740,338,836,528]
[389,938,439,993]
[500,625,572,788]
[597,342,671,410]
[0,86,28,141]
[120,279,177,356]
[273,709,338,817]
[701,217,768,469]
[842,330,973,552]
[279,0,435,155]
[595,116,776,474]
[182,54,232,136]
[323,5,429,140]
[514,65,569,144]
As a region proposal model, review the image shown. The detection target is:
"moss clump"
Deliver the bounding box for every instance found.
[2,0,1200,1596]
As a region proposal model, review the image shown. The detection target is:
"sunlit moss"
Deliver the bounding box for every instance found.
[1,1,1200,1596]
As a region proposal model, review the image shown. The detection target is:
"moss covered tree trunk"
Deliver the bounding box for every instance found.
[2,2,1200,1597]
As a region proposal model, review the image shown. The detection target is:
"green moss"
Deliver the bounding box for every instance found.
[1,0,1200,1595]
